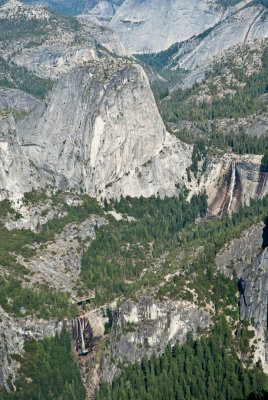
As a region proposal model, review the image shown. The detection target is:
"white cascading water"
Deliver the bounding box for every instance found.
[227,161,236,213]
[79,318,86,354]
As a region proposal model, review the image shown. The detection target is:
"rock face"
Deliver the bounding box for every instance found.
[62,298,210,397]
[214,222,268,372]
[176,5,268,71]
[17,59,191,199]
[13,45,98,80]
[0,190,106,295]
[0,116,38,201]
[9,26,126,80]
[236,158,268,202]
[216,223,264,279]
[0,306,63,390]
[109,0,223,53]
[101,296,211,382]
[240,247,268,372]
[144,6,268,91]
[16,216,106,295]
[0,88,40,111]
[190,154,268,216]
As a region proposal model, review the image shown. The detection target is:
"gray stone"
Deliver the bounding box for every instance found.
[17,59,192,199]
[177,6,268,71]
[240,248,268,372]
[216,223,264,279]
[0,115,38,201]
[102,296,211,382]
[109,0,223,54]
[0,88,40,111]
[0,0,127,81]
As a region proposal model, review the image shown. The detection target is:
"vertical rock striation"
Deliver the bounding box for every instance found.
[240,247,268,371]
[0,116,38,201]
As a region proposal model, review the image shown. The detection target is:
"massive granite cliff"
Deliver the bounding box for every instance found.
[101,296,211,382]
[109,0,223,53]
[107,0,268,54]
[175,5,268,71]
[0,116,38,200]
[240,247,268,372]
[140,7,268,90]
[18,0,268,62]
[17,59,191,199]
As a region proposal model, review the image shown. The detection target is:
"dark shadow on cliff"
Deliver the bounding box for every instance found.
[262,216,268,249]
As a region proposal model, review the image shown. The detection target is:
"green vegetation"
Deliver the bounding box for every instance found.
[0,328,86,399]
[95,317,267,400]
[222,131,268,155]
[160,64,268,122]
[218,0,244,7]
[81,195,268,319]
[22,0,112,16]
[104,308,114,335]
[0,56,53,99]
[0,193,103,275]
[23,188,49,205]
[142,43,268,159]
[80,193,268,313]
[82,192,268,312]
[259,0,268,7]
[157,194,268,311]
[135,43,180,70]
[122,322,138,334]
[148,44,268,126]
[0,18,49,42]
[0,192,103,317]
[0,274,77,319]
[0,199,19,219]
[81,193,207,303]
[172,124,268,162]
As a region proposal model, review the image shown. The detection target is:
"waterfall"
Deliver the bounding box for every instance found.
[79,318,86,354]
[227,161,236,213]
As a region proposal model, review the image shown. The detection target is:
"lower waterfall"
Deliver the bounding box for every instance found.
[227,161,236,213]
[79,318,86,354]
